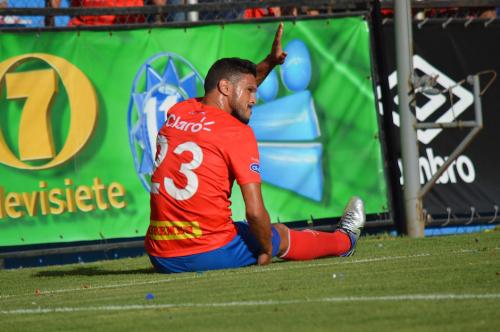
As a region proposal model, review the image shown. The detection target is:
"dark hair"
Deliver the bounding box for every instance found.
[204,57,257,93]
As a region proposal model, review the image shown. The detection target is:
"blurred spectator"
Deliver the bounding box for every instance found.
[52,0,145,26]
[169,0,186,21]
[46,0,60,26]
[279,6,322,17]
[242,0,278,19]
[301,6,321,16]
[145,0,167,23]
[144,0,186,23]
[381,9,393,17]
[381,5,498,20]
[280,6,298,16]
[197,0,244,21]
[244,4,325,20]
[477,7,497,19]
[0,0,32,25]
[244,6,280,19]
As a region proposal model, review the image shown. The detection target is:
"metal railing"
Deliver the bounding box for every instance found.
[0,0,370,29]
[0,1,498,30]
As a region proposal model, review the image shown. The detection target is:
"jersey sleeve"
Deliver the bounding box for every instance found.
[226,126,261,185]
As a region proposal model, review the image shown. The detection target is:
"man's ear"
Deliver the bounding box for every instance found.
[217,79,232,97]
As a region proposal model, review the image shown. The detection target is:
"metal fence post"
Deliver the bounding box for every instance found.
[394,0,424,237]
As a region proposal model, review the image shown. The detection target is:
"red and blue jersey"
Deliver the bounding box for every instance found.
[145,98,261,258]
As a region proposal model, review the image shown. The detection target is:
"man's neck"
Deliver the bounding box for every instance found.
[201,93,231,115]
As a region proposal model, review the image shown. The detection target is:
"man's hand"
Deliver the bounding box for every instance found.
[240,183,274,267]
[268,22,288,67]
[257,252,272,266]
[256,22,288,85]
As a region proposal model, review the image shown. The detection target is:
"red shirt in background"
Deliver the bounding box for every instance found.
[244,7,278,19]
[69,0,144,26]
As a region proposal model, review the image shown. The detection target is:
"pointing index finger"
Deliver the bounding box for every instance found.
[274,22,283,44]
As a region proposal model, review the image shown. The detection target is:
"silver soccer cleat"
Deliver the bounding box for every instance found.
[337,196,366,257]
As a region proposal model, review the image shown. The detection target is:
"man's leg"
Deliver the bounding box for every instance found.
[149,197,365,273]
[274,196,366,260]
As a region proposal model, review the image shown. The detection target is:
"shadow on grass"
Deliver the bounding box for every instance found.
[33,260,295,278]
[33,266,156,277]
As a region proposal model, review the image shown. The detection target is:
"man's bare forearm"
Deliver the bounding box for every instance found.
[256,22,287,86]
[247,209,273,256]
[255,56,276,86]
[240,183,273,265]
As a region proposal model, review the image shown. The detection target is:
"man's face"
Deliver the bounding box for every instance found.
[228,73,257,124]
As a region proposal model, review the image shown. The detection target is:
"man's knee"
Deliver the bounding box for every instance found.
[273,223,289,256]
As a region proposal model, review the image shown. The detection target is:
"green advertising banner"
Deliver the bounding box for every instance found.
[0,17,388,247]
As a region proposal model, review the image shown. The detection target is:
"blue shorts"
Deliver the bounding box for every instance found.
[149,222,281,273]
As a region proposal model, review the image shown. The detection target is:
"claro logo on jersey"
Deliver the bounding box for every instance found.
[250,163,260,174]
[165,113,214,133]
[378,55,477,185]
[0,53,127,220]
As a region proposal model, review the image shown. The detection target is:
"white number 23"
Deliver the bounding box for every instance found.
[153,135,203,201]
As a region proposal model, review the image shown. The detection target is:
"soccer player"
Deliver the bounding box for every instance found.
[145,23,366,273]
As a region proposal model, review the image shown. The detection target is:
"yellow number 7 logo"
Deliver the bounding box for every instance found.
[0,53,98,170]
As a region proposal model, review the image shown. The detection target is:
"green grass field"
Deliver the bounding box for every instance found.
[1,230,499,332]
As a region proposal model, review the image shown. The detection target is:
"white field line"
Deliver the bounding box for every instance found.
[2,293,500,315]
[453,247,500,253]
[243,253,432,274]
[0,253,431,300]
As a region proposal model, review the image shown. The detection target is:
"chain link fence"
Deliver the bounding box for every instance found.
[0,1,498,29]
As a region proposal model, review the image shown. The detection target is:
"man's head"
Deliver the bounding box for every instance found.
[204,58,257,124]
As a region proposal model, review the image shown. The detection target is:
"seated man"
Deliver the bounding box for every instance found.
[145,23,365,273]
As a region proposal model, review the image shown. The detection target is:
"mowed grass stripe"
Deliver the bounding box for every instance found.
[3,293,500,314]
[0,253,432,299]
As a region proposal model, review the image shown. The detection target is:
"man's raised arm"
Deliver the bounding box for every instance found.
[256,22,287,85]
[240,183,273,265]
